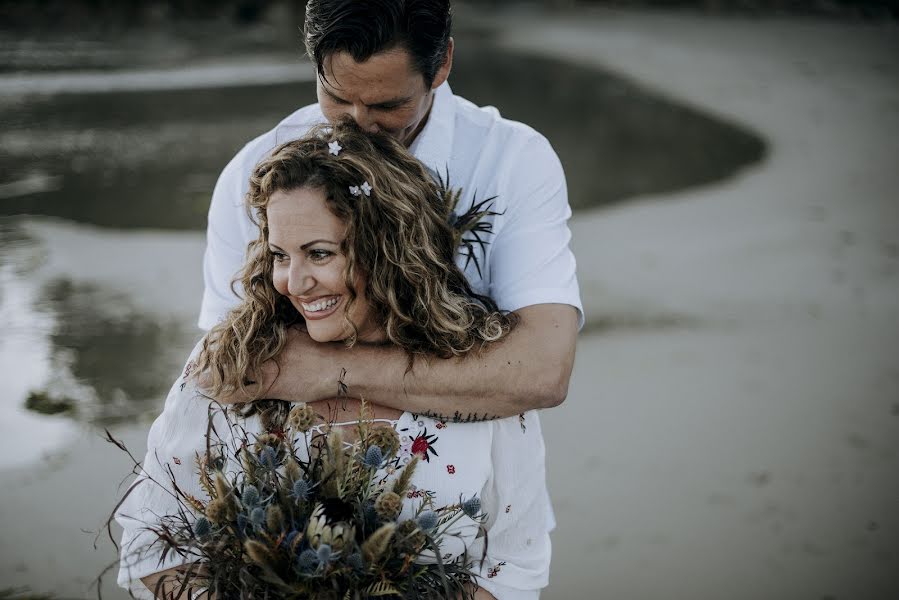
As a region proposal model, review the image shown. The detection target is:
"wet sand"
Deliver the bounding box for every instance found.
[498,9,899,600]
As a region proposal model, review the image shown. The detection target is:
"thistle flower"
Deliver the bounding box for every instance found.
[241,485,260,507]
[361,523,395,564]
[193,516,211,538]
[375,491,402,520]
[363,445,383,468]
[258,446,278,470]
[368,426,400,458]
[416,510,438,531]
[288,403,316,432]
[347,552,365,571]
[292,479,309,501]
[462,496,481,519]
[296,548,318,572]
[316,543,332,564]
[250,506,265,526]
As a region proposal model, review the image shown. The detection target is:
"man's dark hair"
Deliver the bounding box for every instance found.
[304,0,452,88]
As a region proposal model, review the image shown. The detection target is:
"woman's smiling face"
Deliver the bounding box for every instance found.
[268,186,379,343]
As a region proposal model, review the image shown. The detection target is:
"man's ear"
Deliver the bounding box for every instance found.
[431,37,454,90]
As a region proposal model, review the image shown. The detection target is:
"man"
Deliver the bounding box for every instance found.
[127,4,581,596]
[201,0,582,419]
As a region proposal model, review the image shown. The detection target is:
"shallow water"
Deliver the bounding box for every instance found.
[0,25,765,599]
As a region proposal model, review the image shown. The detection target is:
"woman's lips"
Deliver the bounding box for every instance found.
[298,295,342,320]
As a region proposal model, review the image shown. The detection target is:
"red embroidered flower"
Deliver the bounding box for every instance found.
[173,457,181,465]
[435,421,446,429]
[409,429,439,462]
[446,464,456,475]
[411,437,428,455]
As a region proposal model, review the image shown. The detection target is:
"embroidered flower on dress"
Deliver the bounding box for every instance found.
[446,464,455,475]
[487,561,507,578]
[410,430,439,462]
[328,140,342,155]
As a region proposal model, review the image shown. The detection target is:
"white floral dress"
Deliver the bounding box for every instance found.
[116,343,553,599]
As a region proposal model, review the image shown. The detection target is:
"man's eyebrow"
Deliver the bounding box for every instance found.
[322,85,411,108]
[368,95,412,108]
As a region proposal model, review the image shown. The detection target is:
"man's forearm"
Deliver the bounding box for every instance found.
[289,304,578,419]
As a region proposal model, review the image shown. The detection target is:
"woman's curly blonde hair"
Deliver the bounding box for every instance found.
[197,119,517,398]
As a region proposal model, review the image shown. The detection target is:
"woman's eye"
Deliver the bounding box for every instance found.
[309,249,332,262]
[271,252,287,263]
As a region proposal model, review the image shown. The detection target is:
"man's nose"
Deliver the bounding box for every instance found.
[351,104,379,133]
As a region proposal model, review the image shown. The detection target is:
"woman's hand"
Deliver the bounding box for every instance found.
[460,583,497,600]
[141,566,214,599]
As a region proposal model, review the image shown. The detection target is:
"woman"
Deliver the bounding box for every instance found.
[116,120,552,599]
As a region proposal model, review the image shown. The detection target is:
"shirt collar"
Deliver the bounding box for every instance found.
[409,82,455,178]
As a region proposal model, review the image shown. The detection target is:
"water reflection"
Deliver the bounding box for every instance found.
[1,218,202,432]
[36,278,199,425]
[0,38,765,229]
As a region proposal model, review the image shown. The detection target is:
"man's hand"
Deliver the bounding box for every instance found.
[200,326,338,405]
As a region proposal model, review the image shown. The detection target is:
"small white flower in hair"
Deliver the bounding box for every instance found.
[349,185,361,197]
[328,140,342,156]
[360,181,372,197]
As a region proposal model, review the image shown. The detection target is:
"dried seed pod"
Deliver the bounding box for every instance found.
[367,426,400,458]
[375,491,402,520]
[288,403,316,433]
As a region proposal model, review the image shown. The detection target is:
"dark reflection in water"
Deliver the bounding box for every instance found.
[3,37,767,427]
[0,39,765,230]
[32,278,199,424]
[450,41,767,211]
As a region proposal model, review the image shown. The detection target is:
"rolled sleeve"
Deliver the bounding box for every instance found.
[488,135,583,329]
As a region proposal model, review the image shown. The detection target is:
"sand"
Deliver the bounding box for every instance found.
[493,8,899,599]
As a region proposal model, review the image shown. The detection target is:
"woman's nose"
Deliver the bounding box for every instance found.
[287,261,314,297]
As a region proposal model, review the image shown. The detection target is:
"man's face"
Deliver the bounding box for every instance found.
[316,42,453,147]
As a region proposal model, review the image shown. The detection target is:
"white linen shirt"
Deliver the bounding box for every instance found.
[199,82,583,329]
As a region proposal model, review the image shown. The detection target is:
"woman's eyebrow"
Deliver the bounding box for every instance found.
[300,239,339,250]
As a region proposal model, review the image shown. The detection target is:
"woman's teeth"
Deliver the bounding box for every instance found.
[301,297,339,312]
